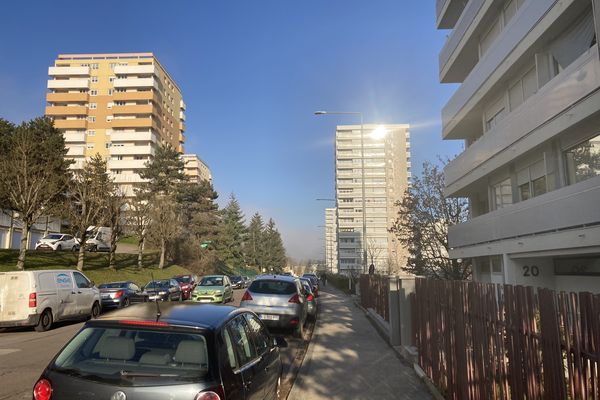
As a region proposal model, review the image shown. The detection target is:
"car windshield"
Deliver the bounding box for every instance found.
[230,276,242,283]
[98,282,127,289]
[200,277,223,286]
[44,234,63,240]
[175,276,191,284]
[51,326,210,386]
[249,280,296,295]
[145,281,169,289]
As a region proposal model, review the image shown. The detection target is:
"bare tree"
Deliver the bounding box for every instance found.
[102,187,126,270]
[389,161,471,280]
[63,154,112,271]
[127,191,152,269]
[0,117,71,270]
[148,195,181,269]
[367,238,384,271]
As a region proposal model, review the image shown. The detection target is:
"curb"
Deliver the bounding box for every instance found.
[286,304,320,400]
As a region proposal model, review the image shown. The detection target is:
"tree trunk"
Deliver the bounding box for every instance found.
[137,238,144,269]
[159,238,165,269]
[16,222,30,270]
[77,232,87,271]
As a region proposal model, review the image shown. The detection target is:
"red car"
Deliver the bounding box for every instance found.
[173,274,196,300]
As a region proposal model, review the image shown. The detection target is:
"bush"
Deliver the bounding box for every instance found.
[326,273,355,295]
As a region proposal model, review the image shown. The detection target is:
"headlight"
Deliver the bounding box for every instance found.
[158,291,167,295]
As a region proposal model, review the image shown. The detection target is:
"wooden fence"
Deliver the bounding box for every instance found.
[413,279,600,400]
[360,274,391,322]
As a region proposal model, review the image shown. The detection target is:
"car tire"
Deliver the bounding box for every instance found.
[91,302,101,319]
[34,309,53,332]
[56,244,62,251]
[122,298,130,308]
[71,245,77,252]
[293,320,304,339]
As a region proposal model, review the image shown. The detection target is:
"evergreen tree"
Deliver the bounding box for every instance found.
[263,218,286,272]
[245,212,265,270]
[139,144,187,196]
[216,194,247,270]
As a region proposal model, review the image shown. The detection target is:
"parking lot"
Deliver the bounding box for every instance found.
[0,287,315,400]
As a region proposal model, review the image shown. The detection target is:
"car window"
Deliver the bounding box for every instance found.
[73,272,90,289]
[249,280,296,295]
[222,328,238,369]
[129,283,140,291]
[244,314,270,356]
[99,282,127,289]
[200,276,223,286]
[170,279,178,287]
[228,316,256,366]
[44,234,63,240]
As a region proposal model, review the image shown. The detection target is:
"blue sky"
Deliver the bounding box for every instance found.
[0,1,461,261]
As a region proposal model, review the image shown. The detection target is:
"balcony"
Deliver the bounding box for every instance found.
[436,0,468,29]
[442,0,561,137]
[111,131,157,142]
[48,66,90,76]
[111,104,153,115]
[47,79,89,89]
[180,99,186,110]
[444,47,600,196]
[54,119,87,129]
[180,111,185,121]
[46,92,88,102]
[113,78,159,90]
[111,173,148,184]
[448,176,600,249]
[113,91,160,102]
[45,105,87,116]
[113,65,157,75]
[111,117,160,130]
[179,132,185,142]
[63,132,85,143]
[108,159,148,170]
[179,121,185,131]
[66,146,85,156]
[110,145,155,156]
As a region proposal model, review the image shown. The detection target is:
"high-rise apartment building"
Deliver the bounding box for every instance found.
[46,53,186,196]
[335,124,411,274]
[182,154,212,184]
[437,1,600,292]
[324,207,338,274]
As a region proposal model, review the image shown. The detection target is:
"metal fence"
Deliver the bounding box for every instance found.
[413,278,600,400]
[360,274,391,322]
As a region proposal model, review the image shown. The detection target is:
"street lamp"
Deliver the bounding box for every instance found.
[314,110,368,274]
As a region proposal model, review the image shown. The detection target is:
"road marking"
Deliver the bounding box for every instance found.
[0,349,20,356]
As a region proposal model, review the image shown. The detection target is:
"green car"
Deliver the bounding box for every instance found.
[191,275,234,303]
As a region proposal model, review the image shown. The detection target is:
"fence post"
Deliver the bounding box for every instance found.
[394,274,419,347]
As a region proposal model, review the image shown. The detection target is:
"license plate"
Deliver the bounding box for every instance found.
[199,299,211,303]
[148,295,158,300]
[259,314,279,321]
[101,294,110,299]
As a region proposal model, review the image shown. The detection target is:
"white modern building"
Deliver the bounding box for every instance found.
[182,154,212,184]
[324,207,339,273]
[0,211,62,250]
[437,0,600,292]
[335,124,411,275]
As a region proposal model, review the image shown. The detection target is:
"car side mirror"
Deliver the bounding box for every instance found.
[274,336,288,348]
[89,281,95,288]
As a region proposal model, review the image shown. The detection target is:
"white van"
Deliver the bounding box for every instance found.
[0,270,101,332]
[85,226,112,252]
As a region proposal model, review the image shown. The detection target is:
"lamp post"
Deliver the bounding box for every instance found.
[315,111,368,274]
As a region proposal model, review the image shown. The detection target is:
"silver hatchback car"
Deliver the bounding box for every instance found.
[240,275,308,338]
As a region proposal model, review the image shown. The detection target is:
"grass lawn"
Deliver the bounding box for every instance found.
[117,235,139,245]
[0,250,189,287]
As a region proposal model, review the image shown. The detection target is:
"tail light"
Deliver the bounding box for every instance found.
[307,294,314,302]
[29,293,37,308]
[194,385,225,400]
[241,291,253,301]
[114,290,124,299]
[33,378,52,400]
[290,318,299,326]
[288,294,299,303]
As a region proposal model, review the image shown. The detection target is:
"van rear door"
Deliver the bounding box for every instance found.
[0,272,32,323]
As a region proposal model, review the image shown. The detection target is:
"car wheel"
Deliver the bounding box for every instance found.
[90,245,97,252]
[56,244,62,251]
[122,297,130,308]
[91,302,101,319]
[71,245,77,252]
[293,320,304,339]
[34,309,53,332]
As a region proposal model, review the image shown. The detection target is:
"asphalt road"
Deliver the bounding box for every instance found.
[0,287,313,400]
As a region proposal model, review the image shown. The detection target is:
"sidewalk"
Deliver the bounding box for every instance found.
[288,286,432,400]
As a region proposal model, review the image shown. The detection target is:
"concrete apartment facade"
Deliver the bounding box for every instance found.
[46,52,186,196]
[335,124,411,275]
[437,0,600,292]
[182,154,212,183]
[324,207,339,274]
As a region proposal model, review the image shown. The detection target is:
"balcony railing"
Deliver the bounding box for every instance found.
[47,79,89,89]
[448,176,600,249]
[66,146,85,156]
[113,65,157,75]
[110,130,157,142]
[107,159,148,170]
[45,105,87,116]
[63,132,85,143]
[436,0,468,29]
[48,66,90,76]
[111,104,153,115]
[109,145,155,156]
[54,119,87,129]
[113,78,159,90]
[46,92,88,102]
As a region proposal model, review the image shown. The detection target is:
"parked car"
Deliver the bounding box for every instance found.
[242,276,251,288]
[299,277,318,320]
[143,279,183,302]
[32,303,285,400]
[0,269,100,332]
[173,275,197,300]
[191,275,234,303]
[98,281,148,309]
[85,226,111,252]
[230,275,243,289]
[35,233,79,251]
[302,274,320,297]
[240,275,308,338]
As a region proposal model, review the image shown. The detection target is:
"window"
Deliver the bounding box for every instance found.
[109,76,116,83]
[491,256,503,274]
[86,130,95,136]
[517,159,546,201]
[565,133,600,184]
[227,317,256,366]
[89,103,97,109]
[86,144,95,149]
[91,76,98,83]
[244,314,270,356]
[549,10,595,72]
[73,272,90,289]
[90,63,99,70]
[509,66,538,111]
[105,142,112,148]
[491,178,512,209]
[108,89,114,95]
[87,116,96,122]
[90,90,97,96]
[223,328,238,368]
